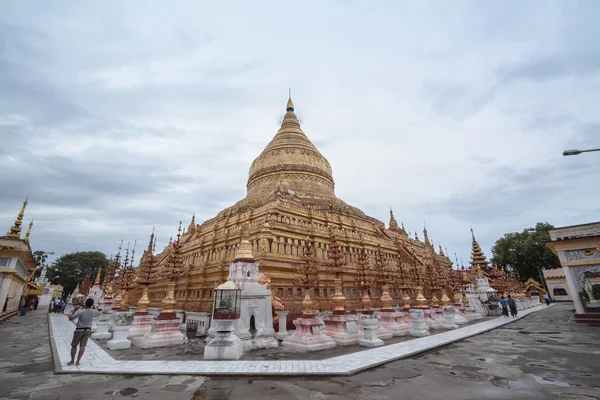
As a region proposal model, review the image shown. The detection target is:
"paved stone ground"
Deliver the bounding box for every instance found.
[1,304,598,399]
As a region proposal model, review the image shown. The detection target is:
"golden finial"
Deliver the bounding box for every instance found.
[286,88,294,112]
[389,207,399,230]
[24,216,34,243]
[130,239,137,267]
[6,197,28,239]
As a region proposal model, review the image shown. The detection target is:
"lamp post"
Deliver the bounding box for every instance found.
[563,148,600,156]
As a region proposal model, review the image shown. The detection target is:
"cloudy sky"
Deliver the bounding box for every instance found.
[1,1,598,266]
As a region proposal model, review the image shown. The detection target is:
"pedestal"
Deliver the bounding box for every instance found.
[409,309,430,337]
[91,311,112,340]
[282,316,336,352]
[91,316,98,333]
[463,308,483,321]
[131,314,185,349]
[275,311,289,340]
[424,309,444,330]
[204,319,244,360]
[453,307,469,325]
[442,308,458,329]
[359,315,384,347]
[323,313,362,346]
[107,325,132,350]
[374,310,408,337]
[127,312,154,338]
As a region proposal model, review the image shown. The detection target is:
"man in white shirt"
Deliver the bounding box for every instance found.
[67,298,100,366]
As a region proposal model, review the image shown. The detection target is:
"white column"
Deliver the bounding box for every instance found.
[563,266,585,314]
[0,274,13,313]
[11,283,24,311]
[275,311,289,338]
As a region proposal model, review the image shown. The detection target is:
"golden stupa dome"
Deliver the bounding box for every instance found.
[218,95,366,218]
[246,97,335,202]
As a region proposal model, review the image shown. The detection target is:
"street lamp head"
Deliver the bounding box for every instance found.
[563,149,582,156]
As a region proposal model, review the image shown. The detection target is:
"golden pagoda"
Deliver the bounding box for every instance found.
[133,97,453,312]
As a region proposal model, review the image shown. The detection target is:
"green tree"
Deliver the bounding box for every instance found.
[32,251,51,280]
[490,222,560,283]
[48,251,109,297]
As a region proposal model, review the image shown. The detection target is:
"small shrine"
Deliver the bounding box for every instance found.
[217,232,278,350]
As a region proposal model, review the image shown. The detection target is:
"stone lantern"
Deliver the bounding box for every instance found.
[204,281,244,360]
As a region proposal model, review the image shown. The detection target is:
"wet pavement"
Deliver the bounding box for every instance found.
[1,304,598,400]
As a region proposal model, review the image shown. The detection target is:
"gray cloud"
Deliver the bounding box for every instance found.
[0,1,598,267]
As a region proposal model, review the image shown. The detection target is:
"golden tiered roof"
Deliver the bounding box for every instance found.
[5,197,28,239]
[469,227,490,272]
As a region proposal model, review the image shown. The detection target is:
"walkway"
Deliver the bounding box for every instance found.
[51,304,548,376]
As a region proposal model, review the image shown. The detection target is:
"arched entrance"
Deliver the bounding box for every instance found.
[249,315,256,336]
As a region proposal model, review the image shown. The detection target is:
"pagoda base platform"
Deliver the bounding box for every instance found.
[374,311,408,337]
[283,316,336,352]
[131,317,184,349]
[323,313,362,346]
[127,313,154,338]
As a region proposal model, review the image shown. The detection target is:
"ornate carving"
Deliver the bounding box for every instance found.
[565,249,600,261]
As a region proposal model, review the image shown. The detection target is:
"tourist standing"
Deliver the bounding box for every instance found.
[57,299,66,313]
[49,298,55,313]
[500,296,509,318]
[507,295,518,318]
[67,298,100,366]
[544,293,550,306]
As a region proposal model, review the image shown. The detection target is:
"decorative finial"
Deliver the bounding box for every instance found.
[24,216,34,243]
[286,89,294,112]
[5,197,29,239]
[439,244,445,256]
[131,239,137,267]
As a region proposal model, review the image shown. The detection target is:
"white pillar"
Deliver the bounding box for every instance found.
[275,311,289,339]
[0,275,14,313]
[564,266,585,314]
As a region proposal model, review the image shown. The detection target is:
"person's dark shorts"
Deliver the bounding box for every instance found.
[71,329,92,347]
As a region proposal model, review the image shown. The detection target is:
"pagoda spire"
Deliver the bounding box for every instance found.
[5,197,28,239]
[438,244,445,256]
[24,216,34,243]
[469,227,490,273]
[423,224,431,248]
[93,264,102,285]
[286,88,294,112]
[389,208,399,230]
